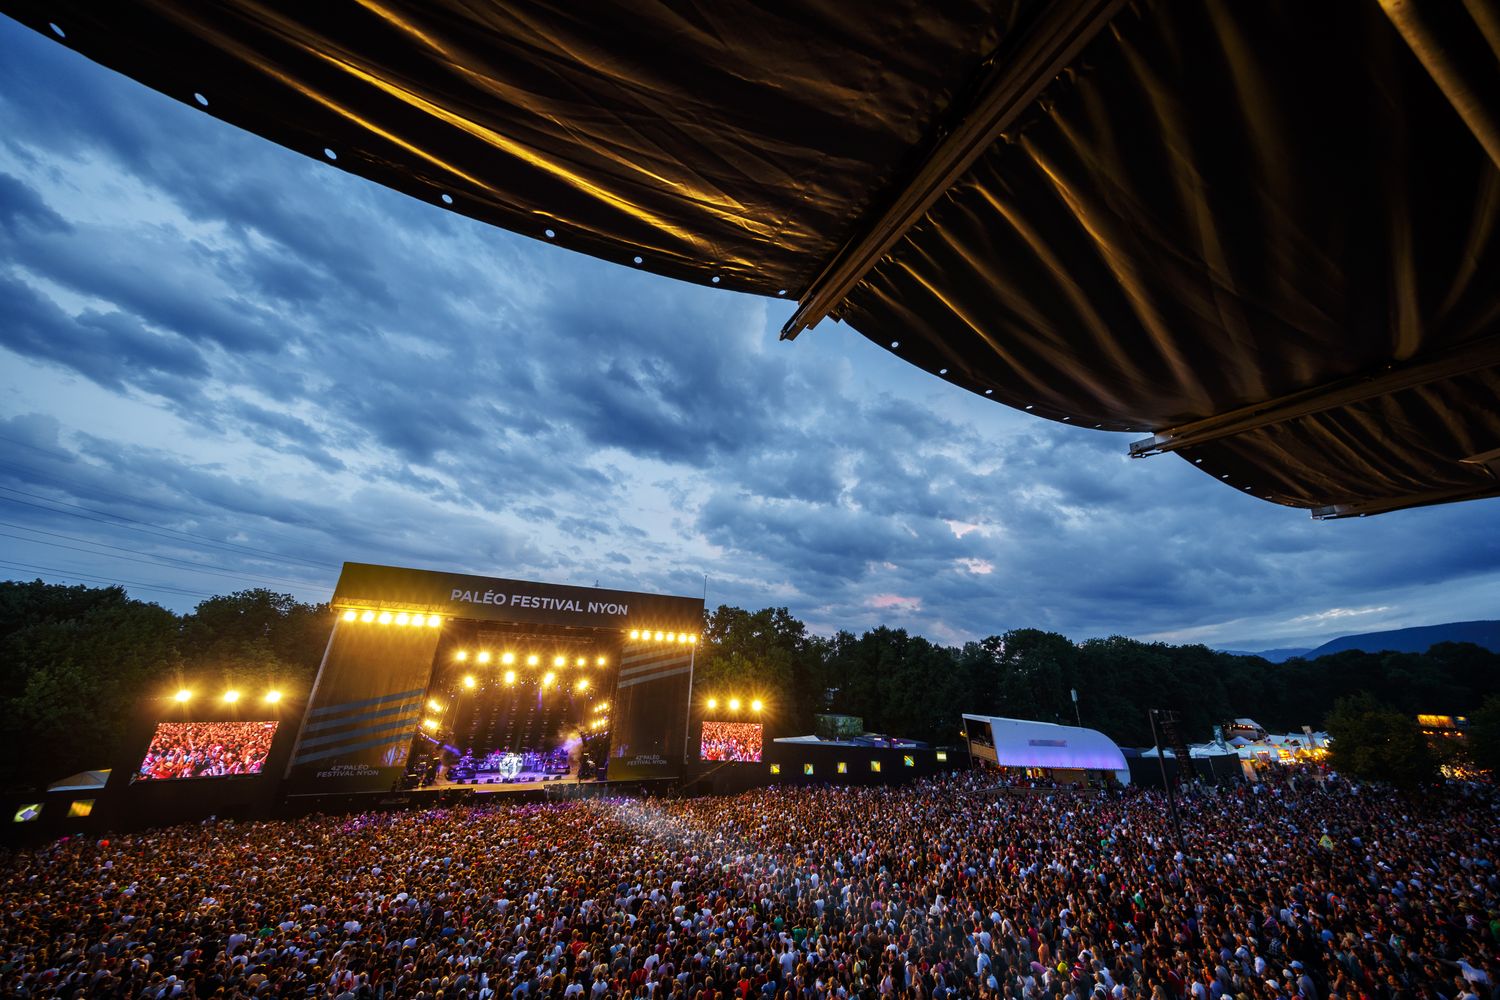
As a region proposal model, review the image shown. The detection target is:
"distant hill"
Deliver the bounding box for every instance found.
[1222,620,1500,661]
[1303,620,1500,658]
[1220,646,1313,663]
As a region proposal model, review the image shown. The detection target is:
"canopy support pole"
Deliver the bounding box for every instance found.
[779,0,1125,340]
[1311,481,1500,520]
[1129,336,1500,458]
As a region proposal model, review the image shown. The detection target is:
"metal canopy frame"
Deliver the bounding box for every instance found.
[779,0,1126,341]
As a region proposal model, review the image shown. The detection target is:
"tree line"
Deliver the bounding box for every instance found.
[694,605,1500,747]
[3,581,1496,790]
[0,581,330,792]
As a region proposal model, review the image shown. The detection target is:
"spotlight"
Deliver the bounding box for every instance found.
[422,718,438,730]
[629,629,641,640]
[455,650,469,662]
[553,655,566,668]
[595,701,609,713]
[542,672,556,687]
[427,615,443,628]
[174,689,192,703]
[477,650,492,665]
[576,656,586,667]
[706,697,718,711]
[677,633,688,644]
[377,612,393,624]
[428,699,444,712]
[728,697,741,712]
[503,670,516,684]
[751,699,763,713]
[526,654,540,667]
[577,678,590,691]
[395,613,410,626]
[411,613,427,626]
[667,632,677,643]
[654,631,664,641]
[689,634,698,644]
[595,656,606,666]
[342,609,357,622]
[360,611,375,623]
[265,690,282,704]
[501,652,515,666]
[224,690,240,704]
[463,674,476,689]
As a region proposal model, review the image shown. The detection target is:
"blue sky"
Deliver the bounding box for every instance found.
[1,16,1496,650]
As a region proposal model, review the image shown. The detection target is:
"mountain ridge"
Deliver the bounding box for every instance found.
[1218,619,1500,663]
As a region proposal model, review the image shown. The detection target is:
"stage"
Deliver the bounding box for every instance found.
[422,774,583,794]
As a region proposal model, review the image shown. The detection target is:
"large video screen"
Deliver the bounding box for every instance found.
[700,720,763,762]
[134,721,279,781]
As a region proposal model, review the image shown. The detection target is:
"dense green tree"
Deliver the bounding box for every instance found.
[695,605,825,733]
[0,579,129,642]
[0,581,332,790]
[0,587,182,790]
[1325,693,1436,787]
[994,629,1075,724]
[178,588,332,695]
[1468,696,1500,776]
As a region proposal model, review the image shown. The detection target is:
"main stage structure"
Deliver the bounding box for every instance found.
[287,563,705,795]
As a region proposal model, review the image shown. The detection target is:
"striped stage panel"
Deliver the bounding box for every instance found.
[283,616,443,794]
[290,688,425,768]
[607,641,694,781]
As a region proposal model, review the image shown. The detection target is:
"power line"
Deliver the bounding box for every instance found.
[0,486,336,572]
[0,439,352,566]
[0,558,219,601]
[0,525,330,592]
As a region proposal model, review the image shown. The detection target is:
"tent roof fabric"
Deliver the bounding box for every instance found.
[6,0,1498,516]
[963,715,1127,771]
[46,768,111,792]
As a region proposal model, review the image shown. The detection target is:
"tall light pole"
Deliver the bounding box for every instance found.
[1071,688,1081,728]
[1149,708,1186,850]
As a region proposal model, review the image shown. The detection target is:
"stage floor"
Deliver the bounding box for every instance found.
[427,775,581,794]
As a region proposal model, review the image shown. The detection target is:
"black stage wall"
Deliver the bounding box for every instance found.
[686,741,963,796]
[287,563,703,794]
[4,689,308,845]
[608,634,695,781]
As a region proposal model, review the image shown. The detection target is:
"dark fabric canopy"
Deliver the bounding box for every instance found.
[6,0,1497,517]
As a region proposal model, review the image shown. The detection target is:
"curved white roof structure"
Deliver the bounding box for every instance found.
[962,715,1127,772]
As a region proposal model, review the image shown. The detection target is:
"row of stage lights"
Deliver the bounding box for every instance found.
[629,628,698,645]
[173,689,282,704]
[705,695,765,714]
[448,671,594,691]
[340,608,444,627]
[338,610,693,646]
[421,697,612,735]
[454,650,607,668]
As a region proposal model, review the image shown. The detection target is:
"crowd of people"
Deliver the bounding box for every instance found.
[699,722,764,763]
[133,721,278,781]
[2,771,1497,999]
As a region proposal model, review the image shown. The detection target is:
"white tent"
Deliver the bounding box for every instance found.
[961,715,1129,783]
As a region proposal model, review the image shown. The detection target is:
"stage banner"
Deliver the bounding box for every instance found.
[283,620,441,794]
[607,639,694,781]
[333,562,702,631]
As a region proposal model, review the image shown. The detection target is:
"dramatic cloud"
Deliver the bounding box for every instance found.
[0,18,1497,650]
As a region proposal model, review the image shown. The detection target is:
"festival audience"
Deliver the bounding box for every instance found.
[134,721,277,781]
[1,771,1496,999]
[700,722,763,763]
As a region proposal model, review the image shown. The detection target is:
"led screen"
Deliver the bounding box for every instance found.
[699,720,763,762]
[135,721,279,781]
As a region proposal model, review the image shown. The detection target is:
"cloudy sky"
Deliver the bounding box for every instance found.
[0,17,1495,651]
